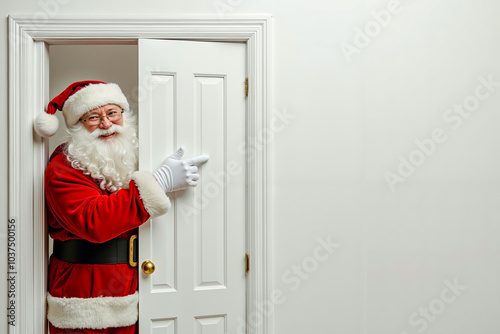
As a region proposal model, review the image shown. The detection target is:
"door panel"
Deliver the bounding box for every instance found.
[138,39,247,334]
[149,74,176,293]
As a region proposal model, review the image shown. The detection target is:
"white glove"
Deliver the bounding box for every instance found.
[154,147,209,193]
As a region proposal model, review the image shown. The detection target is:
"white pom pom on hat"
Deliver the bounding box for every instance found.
[34,112,59,138]
[34,80,130,138]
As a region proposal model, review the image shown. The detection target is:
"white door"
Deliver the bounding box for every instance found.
[138,39,247,334]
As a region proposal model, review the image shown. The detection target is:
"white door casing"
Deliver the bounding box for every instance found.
[138,39,247,333]
[7,15,272,334]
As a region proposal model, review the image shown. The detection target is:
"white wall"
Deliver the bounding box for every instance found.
[2,0,500,333]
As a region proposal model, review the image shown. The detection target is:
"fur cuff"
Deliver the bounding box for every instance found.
[131,171,170,218]
[47,292,138,330]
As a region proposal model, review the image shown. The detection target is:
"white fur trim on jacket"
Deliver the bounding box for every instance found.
[131,171,170,218]
[62,83,130,128]
[47,292,138,330]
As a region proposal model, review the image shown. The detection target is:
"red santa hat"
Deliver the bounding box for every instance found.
[34,80,130,137]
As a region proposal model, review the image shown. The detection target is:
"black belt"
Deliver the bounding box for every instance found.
[53,235,138,267]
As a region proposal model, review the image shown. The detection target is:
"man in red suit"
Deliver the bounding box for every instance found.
[34,81,208,333]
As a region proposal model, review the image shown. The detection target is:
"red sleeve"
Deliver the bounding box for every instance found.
[45,154,151,243]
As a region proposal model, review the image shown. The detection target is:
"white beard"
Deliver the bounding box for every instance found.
[66,112,139,193]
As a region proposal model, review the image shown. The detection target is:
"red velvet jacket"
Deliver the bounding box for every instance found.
[45,145,170,331]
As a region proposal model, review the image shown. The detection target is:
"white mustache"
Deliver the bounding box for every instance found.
[89,124,124,138]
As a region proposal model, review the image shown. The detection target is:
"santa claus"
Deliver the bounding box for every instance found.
[34,80,208,333]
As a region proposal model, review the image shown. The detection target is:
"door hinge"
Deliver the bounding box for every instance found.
[245,77,249,97]
[245,253,250,273]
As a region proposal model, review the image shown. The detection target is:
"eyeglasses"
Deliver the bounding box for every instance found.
[80,110,124,126]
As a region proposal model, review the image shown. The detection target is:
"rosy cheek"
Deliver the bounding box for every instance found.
[84,124,97,133]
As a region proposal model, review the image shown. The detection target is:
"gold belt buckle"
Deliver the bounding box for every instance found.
[129,234,138,267]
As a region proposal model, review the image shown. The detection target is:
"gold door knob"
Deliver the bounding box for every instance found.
[141,260,155,275]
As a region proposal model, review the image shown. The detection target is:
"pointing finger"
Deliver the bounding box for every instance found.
[188,155,209,166]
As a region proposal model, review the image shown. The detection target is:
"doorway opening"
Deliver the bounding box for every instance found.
[8,15,272,334]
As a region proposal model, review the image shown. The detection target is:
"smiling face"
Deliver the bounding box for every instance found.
[80,104,124,139]
[67,107,138,192]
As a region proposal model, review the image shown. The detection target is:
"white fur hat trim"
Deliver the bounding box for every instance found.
[62,83,129,128]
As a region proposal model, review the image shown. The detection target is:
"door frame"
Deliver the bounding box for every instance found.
[8,15,273,334]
